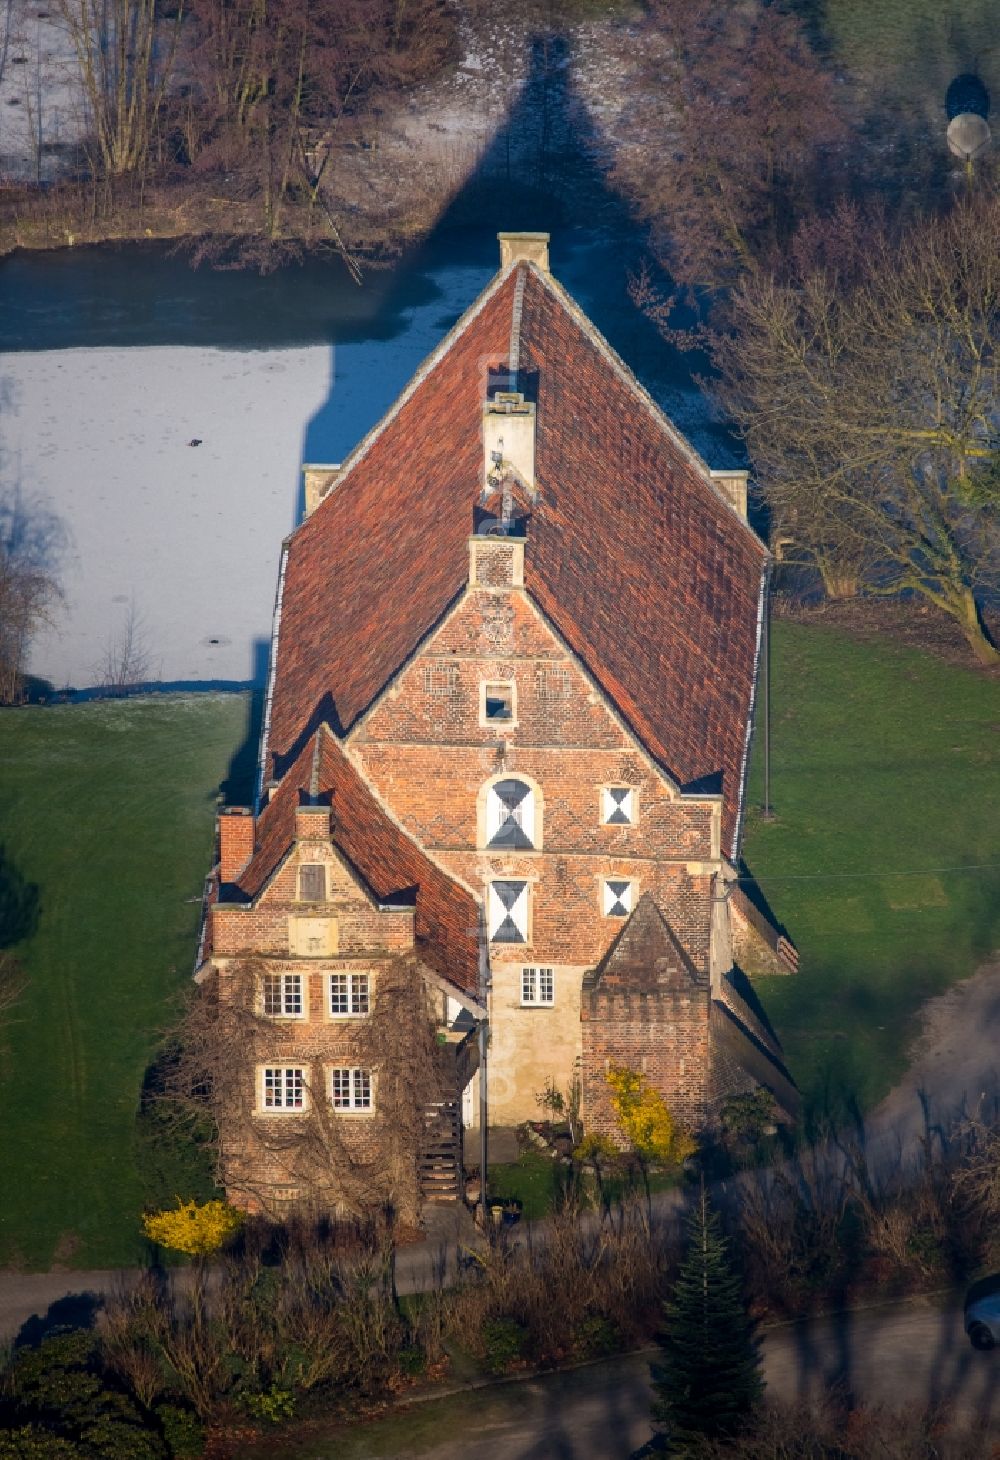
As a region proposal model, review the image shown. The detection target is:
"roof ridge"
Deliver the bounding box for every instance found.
[525,264,767,555]
[508,263,526,385]
[286,262,520,538]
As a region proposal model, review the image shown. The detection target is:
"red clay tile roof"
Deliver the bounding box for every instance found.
[235,730,481,998]
[264,261,767,855]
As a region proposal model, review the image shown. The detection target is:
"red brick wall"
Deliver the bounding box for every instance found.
[581,990,711,1131]
[350,586,719,976]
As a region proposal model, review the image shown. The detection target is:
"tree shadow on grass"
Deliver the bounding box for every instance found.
[0,843,39,948]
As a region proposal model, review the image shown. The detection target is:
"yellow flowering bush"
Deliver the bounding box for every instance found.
[142,1199,244,1256]
[605,1065,696,1166]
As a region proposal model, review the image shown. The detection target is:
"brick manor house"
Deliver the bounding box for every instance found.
[197,232,798,1218]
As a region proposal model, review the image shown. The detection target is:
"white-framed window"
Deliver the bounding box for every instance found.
[521,966,554,1006]
[480,680,516,726]
[262,1066,306,1111]
[331,1067,373,1112]
[262,971,304,1018]
[329,972,370,1017]
[489,879,529,943]
[298,863,326,902]
[486,777,536,849]
[602,878,634,918]
[601,787,635,826]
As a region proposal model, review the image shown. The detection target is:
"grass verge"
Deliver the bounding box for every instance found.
[742,620,1000,1126]
[0,693,248,1269]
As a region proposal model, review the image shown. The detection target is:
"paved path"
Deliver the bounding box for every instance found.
[308,1296,998,1459]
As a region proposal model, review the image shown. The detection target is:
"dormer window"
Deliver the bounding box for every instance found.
[298,863,326,902]
[601,787,635,826]
[482,681,515,725]
[486,778,536,849]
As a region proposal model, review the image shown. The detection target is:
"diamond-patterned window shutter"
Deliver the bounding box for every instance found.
[487,778,535,849]
[489,879,529,942]
[603,878,633,917]
[602,787,634,825]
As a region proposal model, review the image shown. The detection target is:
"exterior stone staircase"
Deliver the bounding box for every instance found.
[418,1099,463,1202]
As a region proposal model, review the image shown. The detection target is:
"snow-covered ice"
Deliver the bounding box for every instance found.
[3,345,330,689]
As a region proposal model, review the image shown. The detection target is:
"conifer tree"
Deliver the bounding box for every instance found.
[652,1185,764,1449]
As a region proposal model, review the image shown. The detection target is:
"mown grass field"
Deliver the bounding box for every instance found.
[743,621,1000,1126]
[0,694,248,1270]
[0,623,997,1268]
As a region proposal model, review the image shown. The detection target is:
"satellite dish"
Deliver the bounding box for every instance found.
[947,113,991,161]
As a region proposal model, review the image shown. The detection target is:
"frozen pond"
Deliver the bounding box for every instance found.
[0,225,726,692]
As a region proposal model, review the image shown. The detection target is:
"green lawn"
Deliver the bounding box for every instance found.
[0,624,997,1268]
[817,0,998,109]
[743,621,1000,1127]
[0,694,248,1269]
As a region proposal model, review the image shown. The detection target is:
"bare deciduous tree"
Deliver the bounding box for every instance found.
[715,197,1000,659]
[54,0,185,180]
[92,597,156,695]
[616,0,846,299]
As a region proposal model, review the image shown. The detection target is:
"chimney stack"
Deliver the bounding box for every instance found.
[219,807,255,882]
[295,804,332,842]
[498,231,550,272]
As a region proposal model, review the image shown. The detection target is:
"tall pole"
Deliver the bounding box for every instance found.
[762,570,774,819]
[478,1020,488,1221]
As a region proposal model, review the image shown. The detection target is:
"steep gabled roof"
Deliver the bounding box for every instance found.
[234,729,481,999]
[263,258,767,855]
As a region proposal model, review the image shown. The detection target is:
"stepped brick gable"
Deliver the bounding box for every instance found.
[202,232,797,1220]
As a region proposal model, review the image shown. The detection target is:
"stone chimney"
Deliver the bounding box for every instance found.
[302,464,342,518]
[219,807,255,881]
[483,391,535,495]
[469,534,524,590]
[498,231,550,272]
[709,469,749,521]
[294,804,331,842]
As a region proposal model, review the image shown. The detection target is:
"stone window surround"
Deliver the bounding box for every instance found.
[479,678,518,728]
[601,875,638,918]
[488,877,532,944]
[521,965,554,1006]
[261,970,306,1020]
[600,784,637,827]
[328,970,371,1019]
[256,1064,376,1115]
[331,1067,375,1114]
[297,862,327,902]
[259,1065,308,1113]
[478,771,544,852]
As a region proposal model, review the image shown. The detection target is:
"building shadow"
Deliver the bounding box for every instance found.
[299,30,738,496]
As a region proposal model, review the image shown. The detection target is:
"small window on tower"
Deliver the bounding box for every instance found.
[298,864,326,902]
[482,682,515,724]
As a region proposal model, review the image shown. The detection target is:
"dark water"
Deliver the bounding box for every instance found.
[0,222,733,465]
[0,25,737,462]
